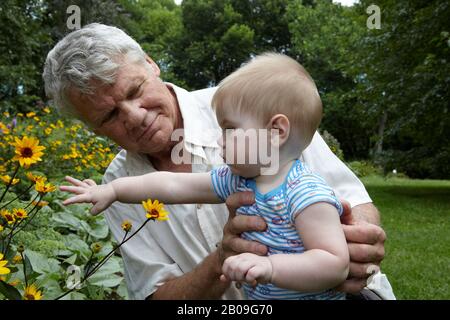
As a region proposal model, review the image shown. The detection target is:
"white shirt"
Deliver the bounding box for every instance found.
[102,83,373,300]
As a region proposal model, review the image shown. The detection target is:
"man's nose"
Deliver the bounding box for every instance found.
[119,101,145,130]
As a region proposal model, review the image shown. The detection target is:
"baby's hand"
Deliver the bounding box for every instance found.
[220,253,273,286]
[60,176,117,215]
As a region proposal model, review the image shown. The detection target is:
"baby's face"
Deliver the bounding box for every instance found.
[217,110,279,178]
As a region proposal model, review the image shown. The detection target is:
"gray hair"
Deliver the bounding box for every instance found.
[43,23,147,117]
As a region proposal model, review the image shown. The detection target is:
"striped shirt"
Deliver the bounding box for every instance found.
[211,160,345,300]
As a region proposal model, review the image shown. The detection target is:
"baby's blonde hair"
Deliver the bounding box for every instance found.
[212,52,322,152]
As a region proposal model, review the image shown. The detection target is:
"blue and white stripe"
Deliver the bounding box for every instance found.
[210,160,344,300]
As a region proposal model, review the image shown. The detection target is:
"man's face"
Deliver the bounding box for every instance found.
[68,56,182,155]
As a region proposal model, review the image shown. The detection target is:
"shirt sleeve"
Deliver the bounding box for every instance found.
[301,132,372,207]
[102,152,183,300]
[210,166,241,202]
[287,172,343,224]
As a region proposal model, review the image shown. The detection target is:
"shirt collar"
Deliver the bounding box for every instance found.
[167,83,221,148]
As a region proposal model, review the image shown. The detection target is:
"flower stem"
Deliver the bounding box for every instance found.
[0,184,34,211]
[55,218,152,300]
[0,163,20,204]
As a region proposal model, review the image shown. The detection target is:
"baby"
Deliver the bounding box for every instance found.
[61,53,349,300]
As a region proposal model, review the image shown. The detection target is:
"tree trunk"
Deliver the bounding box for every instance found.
[375,110,388,156]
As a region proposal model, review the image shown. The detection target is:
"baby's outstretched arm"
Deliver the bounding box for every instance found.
[60,171,222,215]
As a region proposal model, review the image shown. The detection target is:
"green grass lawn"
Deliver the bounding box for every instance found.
[361,176,450,300]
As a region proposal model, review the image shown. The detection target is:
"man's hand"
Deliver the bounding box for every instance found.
[218,191,268,267]
[336,200,386,293]
[60,176,117,215]
[220,253,272,286]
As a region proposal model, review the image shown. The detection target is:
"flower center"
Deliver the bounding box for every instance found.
[21,147,33,158]
[25,294,35,300]
[150,209,159,217]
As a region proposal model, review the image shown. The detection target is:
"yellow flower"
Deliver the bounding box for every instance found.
[23,284,43,300]
[9,279,21,286]
[91,243,102,253]
[43,107,51,114]
[0,253,11,275]
[12,255,22,264]
[12,208,28,220]
[44,128,52,135]
[0,122,10,135]
[31,200,49,207]
[26,112,36,118]
[0,175,20,185]
[1,209,16,225]
[35,181,56,194]
[12,136,45,167]
[142,199,169,221]
[0,224,4,232]
[121,220,132,232]
[26,172,47,184]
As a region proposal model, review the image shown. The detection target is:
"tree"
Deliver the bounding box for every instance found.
[349,0,450,178]
[116,0,183,84]
[0,0,51,113]
[287,0,373,159]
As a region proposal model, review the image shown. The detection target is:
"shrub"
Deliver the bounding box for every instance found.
[347,160,383,178]
[320,130,345,161]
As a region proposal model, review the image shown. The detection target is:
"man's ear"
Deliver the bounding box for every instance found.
[267,114,290,146]
[145,55,161,77]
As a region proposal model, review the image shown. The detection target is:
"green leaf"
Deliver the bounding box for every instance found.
[24,250,60,274]
[87,274,123,288]
[86,257,123,288]
[87,219,109,239]
[63,254,78,265]
[0,280,22,300]
[23,253,34,278]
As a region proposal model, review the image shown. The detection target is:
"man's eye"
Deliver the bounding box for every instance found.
[104,109,119,123]
[130,81,145,98]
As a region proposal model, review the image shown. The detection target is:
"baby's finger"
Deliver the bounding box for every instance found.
[83,179,97,186]
[219,274,229,283]
[60,185,88,195]
[246,265,268,285]
[91,201,108,216]
[63,194,91,206]
[65,176,88,187]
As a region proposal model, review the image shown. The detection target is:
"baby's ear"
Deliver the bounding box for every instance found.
[267,114,290,146]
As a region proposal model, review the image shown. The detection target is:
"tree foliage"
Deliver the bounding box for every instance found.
[0,0,448,178]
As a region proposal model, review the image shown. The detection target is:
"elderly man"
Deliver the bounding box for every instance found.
[43,23,392,300]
